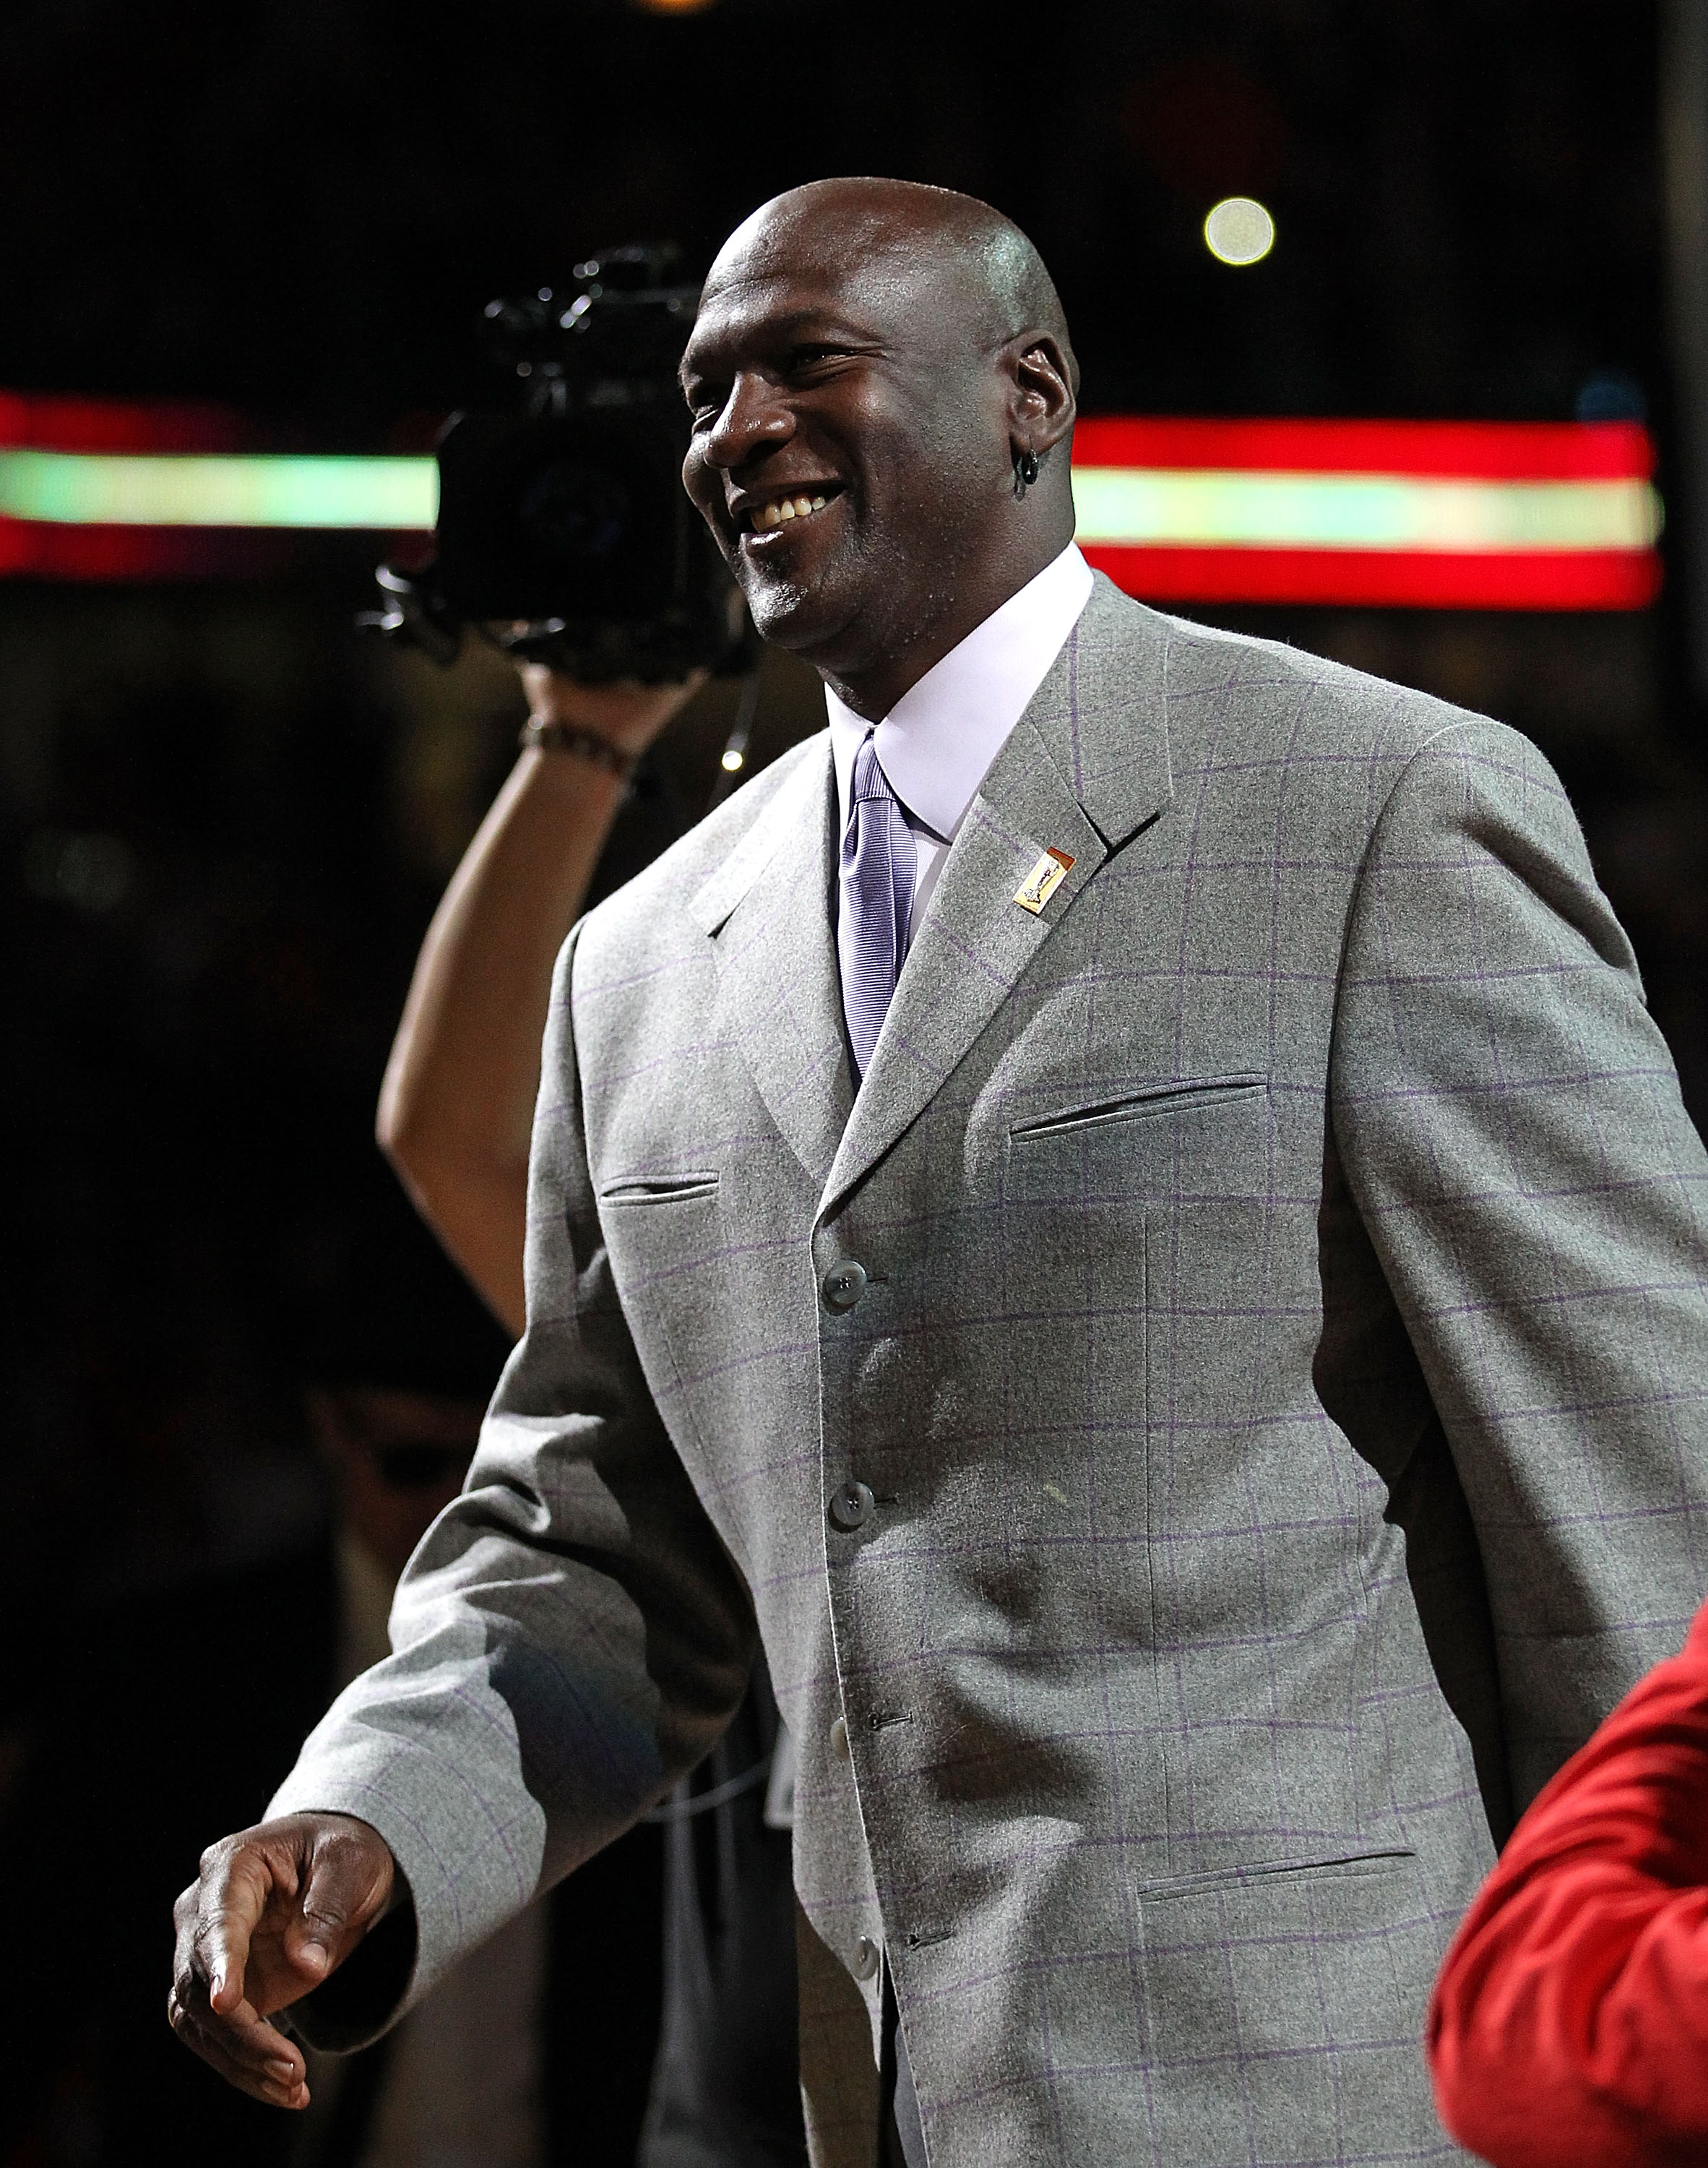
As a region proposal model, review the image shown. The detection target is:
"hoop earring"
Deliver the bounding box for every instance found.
[1013,447,1040,499]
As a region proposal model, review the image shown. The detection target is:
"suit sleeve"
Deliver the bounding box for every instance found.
[269,919,756,2043]
[1426,1601,1708,2168]
[1329,717,1708,1811]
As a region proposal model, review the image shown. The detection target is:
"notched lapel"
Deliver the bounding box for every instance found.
[691,739,853,1190]
[819,584,1175,1218]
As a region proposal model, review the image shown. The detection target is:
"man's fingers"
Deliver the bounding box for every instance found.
[166,1977,311,2109]
[191,1841,288,2013]
[169,1813,397,2091]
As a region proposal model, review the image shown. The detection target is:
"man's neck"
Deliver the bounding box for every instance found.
[816,521,1074,722]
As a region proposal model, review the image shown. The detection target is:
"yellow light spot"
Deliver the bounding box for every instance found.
[631,0,716,12]
[720,748,745,772]
[1204,197,1276,267]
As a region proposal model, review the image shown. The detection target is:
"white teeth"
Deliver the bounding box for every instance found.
[749,492,833,533]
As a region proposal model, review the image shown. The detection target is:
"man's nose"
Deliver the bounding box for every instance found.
[703,373,792,471]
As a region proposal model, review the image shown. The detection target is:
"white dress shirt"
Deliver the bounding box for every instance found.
[825,543,1094,945]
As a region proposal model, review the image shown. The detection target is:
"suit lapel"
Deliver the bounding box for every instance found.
[819,577,1174,1220]
[690,738,853,1192]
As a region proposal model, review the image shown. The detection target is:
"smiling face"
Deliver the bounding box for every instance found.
[681,183,1076,717]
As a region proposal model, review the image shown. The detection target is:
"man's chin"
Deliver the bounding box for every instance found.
[739,569,854,661]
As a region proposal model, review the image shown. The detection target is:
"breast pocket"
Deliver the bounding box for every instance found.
[600,1171,721,1208]
[1004,1074,1271,1206]
[993,1075,1275,1348]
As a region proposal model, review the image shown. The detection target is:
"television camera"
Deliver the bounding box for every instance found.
[362,245,749,684]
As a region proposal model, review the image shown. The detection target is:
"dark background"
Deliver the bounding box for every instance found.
[0,2,1702,2162]
[0,0,1667,431]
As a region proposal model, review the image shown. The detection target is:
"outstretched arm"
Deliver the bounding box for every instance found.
[170,670,707,2109]
[259,919,759,2053]
[377,666,701,1333]
[173,913,756,2100]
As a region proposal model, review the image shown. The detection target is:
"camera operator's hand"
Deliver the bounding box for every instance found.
[168,1811,397,2109]
[517,661,706,760]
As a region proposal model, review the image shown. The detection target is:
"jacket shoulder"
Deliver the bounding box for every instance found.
[1153,594,1501,765]
[1146,597,1589,887]
[1065,572,1552,846]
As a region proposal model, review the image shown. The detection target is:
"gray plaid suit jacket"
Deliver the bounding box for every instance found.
[275,575,1708,2167]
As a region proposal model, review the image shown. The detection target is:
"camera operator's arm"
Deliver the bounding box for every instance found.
[378,667,702,1333]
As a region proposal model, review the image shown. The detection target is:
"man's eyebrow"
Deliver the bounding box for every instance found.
[680,308,883,382]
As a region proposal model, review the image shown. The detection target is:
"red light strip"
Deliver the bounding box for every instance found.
[0,389,243,453]
[1082,544,1662,611]
[1075,417,1659,610]
[1072,416,1655,482]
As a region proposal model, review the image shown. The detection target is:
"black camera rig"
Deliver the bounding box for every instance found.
[363,245,748,684]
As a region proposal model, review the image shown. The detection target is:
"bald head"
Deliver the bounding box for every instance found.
[681,176,1080,715]
[707,177,1077,393]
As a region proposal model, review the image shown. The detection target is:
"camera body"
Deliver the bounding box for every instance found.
[368,246,746,683]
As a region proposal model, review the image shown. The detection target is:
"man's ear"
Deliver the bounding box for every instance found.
[1005,331,1077,462]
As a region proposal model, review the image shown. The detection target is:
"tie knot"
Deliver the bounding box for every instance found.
[850,734,899,809]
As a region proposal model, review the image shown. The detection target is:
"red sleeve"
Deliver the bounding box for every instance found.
[1427,1601,1708,2168]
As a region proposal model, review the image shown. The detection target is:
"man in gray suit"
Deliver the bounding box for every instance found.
[171,178,1708,2167]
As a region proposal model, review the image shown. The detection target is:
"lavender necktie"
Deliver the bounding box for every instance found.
[837,733,917,1082]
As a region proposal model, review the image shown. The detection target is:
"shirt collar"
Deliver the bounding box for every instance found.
[826,543,1093,842]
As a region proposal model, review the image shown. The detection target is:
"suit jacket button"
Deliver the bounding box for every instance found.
[853,1935,881,1982]
[829,1715,850,1761]
[829,1479,875,1531]
[821,1260,868,1312]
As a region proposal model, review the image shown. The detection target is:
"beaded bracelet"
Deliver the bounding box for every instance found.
[518,715,638,781]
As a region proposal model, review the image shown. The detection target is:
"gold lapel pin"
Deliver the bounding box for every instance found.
[1014,848,1076,916]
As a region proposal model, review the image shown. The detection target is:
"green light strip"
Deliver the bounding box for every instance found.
[1071,468,1661,553]
[0,451,440,529]
[0,450,1662,555]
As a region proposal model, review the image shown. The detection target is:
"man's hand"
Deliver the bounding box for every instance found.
[168,1811,397,2109]
[517,662,707,762]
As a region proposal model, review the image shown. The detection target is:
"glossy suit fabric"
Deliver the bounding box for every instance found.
[272,577,1708,2167]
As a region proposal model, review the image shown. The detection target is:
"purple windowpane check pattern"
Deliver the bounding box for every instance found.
[268,577,1708,2168]
[837,733,917,1080]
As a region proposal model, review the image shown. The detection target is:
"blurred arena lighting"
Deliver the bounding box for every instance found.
[0,451,436,529]
[1204,197,1276,265]
[1073,417,1662,607]
[0,394,1662,609]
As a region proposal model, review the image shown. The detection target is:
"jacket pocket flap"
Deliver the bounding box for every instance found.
[1011,1074,1267,1142]
[1136,1846,1415,1902]
[599,1171,720,1205]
